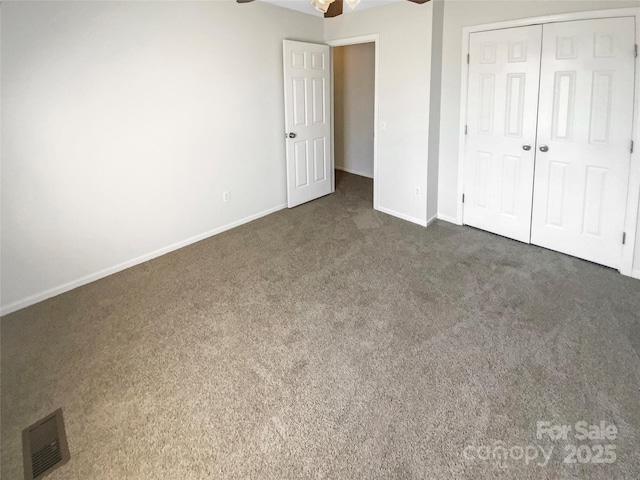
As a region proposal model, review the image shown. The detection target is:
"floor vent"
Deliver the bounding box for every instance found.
[22,408,70,480]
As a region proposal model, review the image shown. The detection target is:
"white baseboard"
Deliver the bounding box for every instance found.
[376,206,427,227]
[0,203,287,316]
[437,212,462,225]
[426,213,438,226]
[632,268,640,280]
[335,165,373,179]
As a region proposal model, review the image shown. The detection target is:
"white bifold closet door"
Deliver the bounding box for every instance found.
[464,16,635,269]
[531,18,635,269]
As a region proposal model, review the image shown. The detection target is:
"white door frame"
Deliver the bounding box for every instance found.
[326,34,380,210]
[456,7,640,277]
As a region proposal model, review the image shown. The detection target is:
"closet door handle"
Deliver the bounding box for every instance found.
[522,144,531,151]
[539,144,549,152]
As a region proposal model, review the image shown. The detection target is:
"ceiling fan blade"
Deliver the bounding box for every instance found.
[406,0,431,3]
[236,0,256,3]
[325,0,343,18]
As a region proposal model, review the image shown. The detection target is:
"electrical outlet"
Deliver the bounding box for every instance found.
[223,191,230,203]
[415,187,421,197]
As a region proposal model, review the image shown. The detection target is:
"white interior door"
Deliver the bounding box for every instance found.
[531,17,636,269]
[283,40,333,208]
[463,25,543,243]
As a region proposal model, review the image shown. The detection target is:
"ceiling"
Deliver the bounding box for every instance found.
[260,0,402,18]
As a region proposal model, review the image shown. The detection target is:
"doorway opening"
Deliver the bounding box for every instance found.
[332,42,375,206]
[327,34,379,210]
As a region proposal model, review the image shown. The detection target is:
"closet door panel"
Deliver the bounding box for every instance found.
[531,17,635,269]
[463,25,543,243]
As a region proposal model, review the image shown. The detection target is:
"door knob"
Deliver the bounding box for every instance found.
[522,144,531,151]
[539,144,549,152]
[288,132,297,139]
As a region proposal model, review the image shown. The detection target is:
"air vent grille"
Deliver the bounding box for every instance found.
[22,409,70,480]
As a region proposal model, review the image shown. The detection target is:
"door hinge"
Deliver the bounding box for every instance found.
[464,125,468,135]
[467,53,470,64]
[462,193,465,203]
[623,232,627,245]
[635,44,638,57]
[631,140,634,153]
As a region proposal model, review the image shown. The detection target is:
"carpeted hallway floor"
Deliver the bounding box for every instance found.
[2,171,639,479]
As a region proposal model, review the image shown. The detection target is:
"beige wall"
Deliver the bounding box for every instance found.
[1,1,324,312]
[333,43,375,179]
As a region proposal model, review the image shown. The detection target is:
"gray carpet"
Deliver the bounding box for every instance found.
[2,171,639,479]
